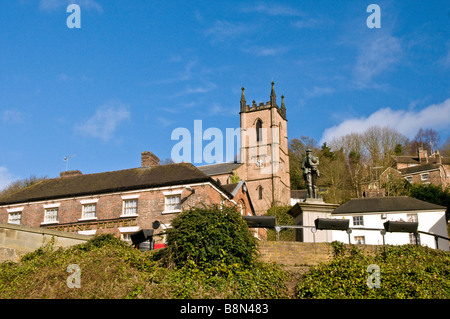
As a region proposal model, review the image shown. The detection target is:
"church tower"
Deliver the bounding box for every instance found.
[239,82,290,214]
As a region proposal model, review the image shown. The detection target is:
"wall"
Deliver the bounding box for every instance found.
[257,241,380,266]
[0,222,91,262]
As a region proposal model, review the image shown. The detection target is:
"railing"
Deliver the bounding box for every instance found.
[274,225,450,250]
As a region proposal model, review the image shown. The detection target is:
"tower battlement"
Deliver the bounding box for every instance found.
[240,82,286,120]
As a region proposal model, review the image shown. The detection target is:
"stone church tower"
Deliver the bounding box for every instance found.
[238,82,290,214]
[197,82,290,215]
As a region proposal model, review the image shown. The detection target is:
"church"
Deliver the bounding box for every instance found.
[0,82,290,244]
[198,82,291,215]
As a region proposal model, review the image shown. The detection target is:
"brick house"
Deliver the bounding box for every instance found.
[391,148,450,189]
[0,151,259,246]
[362,148,450,197]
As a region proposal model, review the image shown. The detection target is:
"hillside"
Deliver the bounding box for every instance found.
[1,235,449,299]
[0,235,289,299]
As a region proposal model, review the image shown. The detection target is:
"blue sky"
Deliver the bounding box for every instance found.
[1,0,449,188]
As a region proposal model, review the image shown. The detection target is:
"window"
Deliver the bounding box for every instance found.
[8,212,22,225]
[123,199,138,216]
[80,199,98,220]
[7,207,23,225]
[121,233,132,245]
[257,185,263,200]
[82,203,97,220]
[353,216,364,226]
[165,195,181,212]
[421,173,429,181]
[354,236,365,244]
[162,190,183,214]
[256,119,262,142]
[44,208,59,223]
[405,176,413,183]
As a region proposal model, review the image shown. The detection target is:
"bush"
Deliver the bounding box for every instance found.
[163,205,258,269]
[264,205,295,241]
[296,243,450,299]
[0,233,288,299]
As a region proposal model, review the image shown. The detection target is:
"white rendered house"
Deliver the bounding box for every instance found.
[331,197,449,251]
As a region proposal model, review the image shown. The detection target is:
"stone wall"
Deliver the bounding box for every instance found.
[0,222,92,262]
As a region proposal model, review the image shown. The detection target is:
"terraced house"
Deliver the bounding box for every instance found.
[0,151,258,247]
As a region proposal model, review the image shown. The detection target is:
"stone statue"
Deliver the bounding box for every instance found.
[301,149,320,199]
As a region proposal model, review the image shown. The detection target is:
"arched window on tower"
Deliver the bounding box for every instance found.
[257,185,263,200]
[256,119,262,142]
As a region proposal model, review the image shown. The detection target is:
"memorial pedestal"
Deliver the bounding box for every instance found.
[288,198,339,243]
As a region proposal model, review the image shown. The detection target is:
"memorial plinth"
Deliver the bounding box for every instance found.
[288,198,339,243]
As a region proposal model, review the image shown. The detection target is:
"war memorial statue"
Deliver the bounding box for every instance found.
[301,149,320,199]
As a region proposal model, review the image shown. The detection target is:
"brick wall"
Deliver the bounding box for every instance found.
[258,241,380,266]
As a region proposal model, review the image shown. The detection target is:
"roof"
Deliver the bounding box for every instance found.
[197,162,242,176]
[0,163,224,205]
[399,163,441,175]
[392,155,450,165]
[333,196,446,214]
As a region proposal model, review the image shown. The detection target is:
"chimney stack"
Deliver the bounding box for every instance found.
[60,170,82,178]
[418,147,428,164]
[141,151,160,168]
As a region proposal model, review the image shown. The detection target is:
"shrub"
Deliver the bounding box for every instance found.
[264,205,295,241]
[163,205,258,269]
[296,243,450,299]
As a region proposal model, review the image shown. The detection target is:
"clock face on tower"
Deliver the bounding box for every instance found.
[255,157,264,167]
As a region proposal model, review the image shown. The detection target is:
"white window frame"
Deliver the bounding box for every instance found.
[420,173,429,181]
[405,176,413,183]
[7,207,23,225]
[162,190,182,214]
[353,215,364,226]
[79,199,98,221]
[41,203,60,225]
[354,236,365,244]
[121,195,139,217]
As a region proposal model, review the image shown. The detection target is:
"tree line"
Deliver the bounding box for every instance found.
[289,126,450,204]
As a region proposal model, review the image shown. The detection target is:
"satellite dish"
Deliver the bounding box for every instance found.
[152,220,161,229]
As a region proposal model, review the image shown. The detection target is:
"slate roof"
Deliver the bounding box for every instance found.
[333,196,446,214]
[197,162,242,176]
[399,163,441,175]
[392,155,450,165]
[0,163,224,205]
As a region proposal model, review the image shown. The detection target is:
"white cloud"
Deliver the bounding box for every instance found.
[243,45,288,57]
[74,101,131,142]
[353,33,402,88]
[204,20,251,43]
[303,86,335,98]
[1,109,24,124]
[0,167,15,191]
[39,0,102,12]
[320,98,450,145]
[241,4,304,17]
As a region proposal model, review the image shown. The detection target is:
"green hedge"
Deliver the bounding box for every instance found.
[296,242,450,299]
